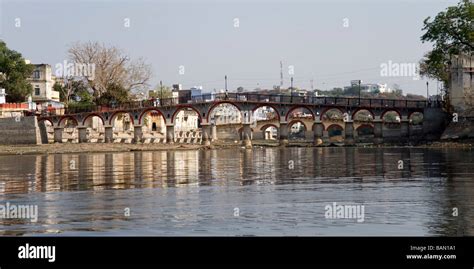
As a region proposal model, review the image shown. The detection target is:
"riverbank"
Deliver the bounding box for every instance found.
[0,139,473,155]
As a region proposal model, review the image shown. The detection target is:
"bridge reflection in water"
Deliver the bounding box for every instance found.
[0,147,472,236]
[36,93,444,146]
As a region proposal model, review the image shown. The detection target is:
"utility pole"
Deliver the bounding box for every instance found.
[225,75,228,100]
[160,80,163,105]
[310,79,314,91]
[358,80,362,105]
[426,81,430,106]
[280,61,283,88]
[290,77,294,103]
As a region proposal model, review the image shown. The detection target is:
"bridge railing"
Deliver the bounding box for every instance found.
[40,93,432,116]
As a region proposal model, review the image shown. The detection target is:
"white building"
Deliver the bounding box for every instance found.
[27,63,62,107]
[347,81,392,93]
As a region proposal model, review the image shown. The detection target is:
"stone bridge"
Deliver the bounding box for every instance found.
[36,92,446,146]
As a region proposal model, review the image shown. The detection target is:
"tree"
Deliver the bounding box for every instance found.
[0,40,34,102]
[149,84,172,99]
[54,79,93,105]
[67,41,152,104]
[96,83,129,106]
[419,0,473,85]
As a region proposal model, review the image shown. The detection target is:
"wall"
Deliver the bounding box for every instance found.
[0,116,42,145]
[449,53,474,116]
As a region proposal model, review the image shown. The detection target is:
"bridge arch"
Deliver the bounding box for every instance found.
[260,123,279,132]
[352,108,375,121]
[288,119,308,130]
[320,107,346,121]
[109,111,135,125]
[408,111,424,125]
[38,118,54,127]
[82,113,105,126]
[207,101,242,123]
[171,105,202,124]
[58,116,79,127]
[356,124,374,135]
[326,124,344,141]
[138,108,166,125]
[252,104,280,121]
[381,109,402,122]
[285,105,315,121]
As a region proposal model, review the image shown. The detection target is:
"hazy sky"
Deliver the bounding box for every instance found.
[0,0,459,95]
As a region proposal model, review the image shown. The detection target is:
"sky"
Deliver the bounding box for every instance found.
[0,0,459,95]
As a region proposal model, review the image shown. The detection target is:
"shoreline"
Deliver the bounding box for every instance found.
[0,140,472,155]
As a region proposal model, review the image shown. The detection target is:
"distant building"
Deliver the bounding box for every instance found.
[27,63,62,108]
[346,81,392,93]
[178,86,202,103]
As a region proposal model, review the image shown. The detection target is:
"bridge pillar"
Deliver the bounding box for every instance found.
[344,121,355,146]
[313,122,324,146]
[105,126,114,143]
[400,120,410,142]
[78,127,88,143]
[373,120,383,144]
[201,124,211,146]
[166,124,175,144]
[133,125,143,144]
[279,122,289,146]
[242,123,252,148]
[53,127,63,143]
[211,123,217,141]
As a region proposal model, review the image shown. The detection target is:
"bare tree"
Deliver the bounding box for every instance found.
[67,41,152,102]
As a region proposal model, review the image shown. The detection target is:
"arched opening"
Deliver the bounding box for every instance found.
[140,109,166,142]
[82,114,105,143]
[352,109,374,123]
[382,110,401,138]
[59,116,79,143]
[409,112,424,125]
[288,120,307,140]
[356,124,374,142]
[110,112,134,143]
[173,107,201,143]
[286,106,314,121]
[409,111,424,137]
[382,110,401,123]
[327,124,344,142]
[321,108,345,122]
[209,103,242,141]
[261,124,278,140]
[252,105,279,140]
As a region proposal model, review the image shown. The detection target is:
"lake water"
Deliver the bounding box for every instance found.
[0,147,473,236]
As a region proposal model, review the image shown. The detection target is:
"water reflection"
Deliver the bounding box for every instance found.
[0,148,473,236]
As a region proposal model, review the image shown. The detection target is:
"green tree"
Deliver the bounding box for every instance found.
[0,40,34,102]
[419,0,473,85]
[149,84,172,99]
[96,83,129,106]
